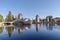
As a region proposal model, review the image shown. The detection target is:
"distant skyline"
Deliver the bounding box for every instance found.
[0,0,60,19]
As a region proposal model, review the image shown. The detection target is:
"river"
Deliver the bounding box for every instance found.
[0,23,60,40]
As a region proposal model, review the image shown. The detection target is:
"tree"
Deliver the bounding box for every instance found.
[0,14,4,22]
[46,16,52,19]
[46,16,53,22]
[5,11,14,22]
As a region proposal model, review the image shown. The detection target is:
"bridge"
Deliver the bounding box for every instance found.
[0,19,31,25]
[0,20,17,25]
[0,22,13,25]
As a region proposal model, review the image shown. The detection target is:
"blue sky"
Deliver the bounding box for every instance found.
[0,0,60,19]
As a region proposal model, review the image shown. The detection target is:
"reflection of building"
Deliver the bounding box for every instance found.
[18,28,24,34]
[36,15,40,23]
[54,23,60,26]
[18,13,23,20]
[17,25,31,34]
[46,23,53,30]
[36,24,40,32]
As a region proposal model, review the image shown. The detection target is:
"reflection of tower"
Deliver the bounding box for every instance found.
[18,28,23,34]
[36,24,40,32]
[36,15,40,23]
[18,13,23,20]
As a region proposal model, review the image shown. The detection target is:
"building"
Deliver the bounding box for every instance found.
[42,19,46,23]
[18,13,23,20]
[24,18,29,22]
[36,15,40,23]
[53,17,60,22]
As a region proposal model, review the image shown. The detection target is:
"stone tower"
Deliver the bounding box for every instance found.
[18,13,23,20]
[36,15,40,23]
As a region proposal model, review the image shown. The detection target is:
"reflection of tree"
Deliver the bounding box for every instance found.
[46,23,53,30]
[36,24,40,32]
[6,27,14,37]
[0,27,4,34]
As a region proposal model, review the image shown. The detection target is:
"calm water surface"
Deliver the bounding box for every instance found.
[0,23,60,40]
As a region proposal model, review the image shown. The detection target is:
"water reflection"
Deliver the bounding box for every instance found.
[0,23,60,40]
[55,23,60,26]
[36,24,40,32]
[18,28,23,34]
[45,23,60,31]
[14,24,31,34]
[46,23,54,30]
[0,27,4,34]
[6,26,14,37]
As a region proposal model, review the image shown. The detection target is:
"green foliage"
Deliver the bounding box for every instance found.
[6,27,14,37]
[46,16,53,22]
[0,27,4,34]
[0,14,4,22]
[6,27,14,32]
[46,16,52,19]
[5,11,14,22]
